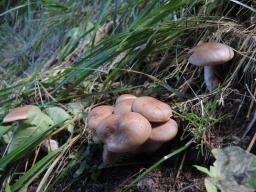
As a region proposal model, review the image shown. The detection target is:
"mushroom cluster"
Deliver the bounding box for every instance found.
[87,94,178,164]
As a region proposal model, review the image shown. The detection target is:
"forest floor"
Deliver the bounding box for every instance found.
[0,1,255,192]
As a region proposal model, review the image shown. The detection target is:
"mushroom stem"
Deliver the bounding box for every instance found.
[103,145,121,165]
[204,66,218,92]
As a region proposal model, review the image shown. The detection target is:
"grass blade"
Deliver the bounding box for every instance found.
[10,147,63,191]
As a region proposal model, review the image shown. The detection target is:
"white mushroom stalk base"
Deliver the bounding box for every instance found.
[103,145,122,165]
[204,66,219,92]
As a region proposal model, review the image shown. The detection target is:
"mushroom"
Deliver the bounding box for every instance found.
[3,105,58,153]
[96,114,119,143]
[188,42,234,91]
[87,105,113,131]
[103,20,114,35]
[116,94,137,104]
[3,105,38,123]
[132,96,172,123]
[95,21,114,43]
[113,99,135,115]
[102,145,121,165]
[41,139,59,152]
[138,119,178,153]
[96,112,152,164]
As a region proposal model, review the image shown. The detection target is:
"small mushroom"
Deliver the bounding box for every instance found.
[41,139,59,152]
[96,112,152,164]
[132,96,172,123]
[103,20,114,35]
[116,94,137,104]
[3,105,37,123]
[95,21,114,43]
[138,119,178,153]
[3,105,59,153]
[87,105,113,131]
[188,42,234,91]
[113,99,135,115]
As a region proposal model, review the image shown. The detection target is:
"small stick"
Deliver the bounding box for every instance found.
[175,152,187,179]
[242,111,256,139]
[42,54,57,71]
[247,131,256,152]
[32,147,40,166]
[246,87,256,118]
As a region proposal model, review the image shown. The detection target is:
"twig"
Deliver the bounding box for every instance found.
[247,131,256,152]
[234,93,246,120]
[241,111,256,139]
[178,184,194,192]
[175,152,187,179]
[246,86,256,118]
[42,54,58,71]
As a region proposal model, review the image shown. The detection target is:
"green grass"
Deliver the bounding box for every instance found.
[0,0,256,191]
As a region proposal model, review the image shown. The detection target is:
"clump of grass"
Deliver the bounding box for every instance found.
[176,97,225,145]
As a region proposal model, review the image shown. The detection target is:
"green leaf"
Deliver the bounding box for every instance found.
[0,122,60,171]
[205,178,218,192]
[44,106,73,134]
[209,166,217,178]
[200,146,256,192]
[8,106,54,152]
[0,125,14,138]
[5,183,13,192]
[2,131,12,144]
[66,102,85,120]
[194,165,211,176]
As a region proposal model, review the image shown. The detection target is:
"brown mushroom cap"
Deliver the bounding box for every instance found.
[3,105,37,123]
[96,114,119,142]
[87,105,113,130]
[132,96,172,122]
[103,20,114,34]
[188,42,234,66]
[113,99,135,115]
[97,112,152,153]
[137,119,178,153]
[149,119,178,142]
[116,94,137,104]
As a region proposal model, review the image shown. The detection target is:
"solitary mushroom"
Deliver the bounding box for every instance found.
[95,21,114,43]
[188,42,234,91]
[3,105,57,153]
[132,96,172,122]
[116,94,137,104]
[96,112,152,164]
[3,105,38,123]
[113,99,135,115]
[138,119,178,153]
[87,105,113,131]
